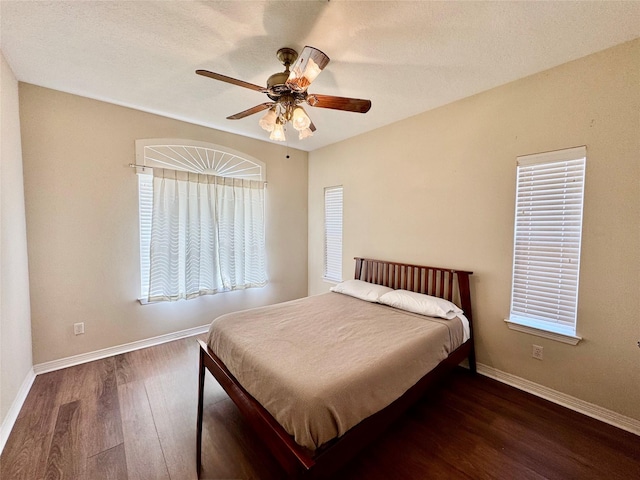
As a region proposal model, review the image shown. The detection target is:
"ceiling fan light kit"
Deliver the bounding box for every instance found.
[260,103,312,141]
[196,46,371,142]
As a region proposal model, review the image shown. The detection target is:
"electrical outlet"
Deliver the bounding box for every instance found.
[74,322,85,335]
[532,344,543,360]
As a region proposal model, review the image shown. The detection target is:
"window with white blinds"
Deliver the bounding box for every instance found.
[323,186,343,283]
[508,146,586,340]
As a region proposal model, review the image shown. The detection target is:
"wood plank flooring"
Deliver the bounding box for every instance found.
[1,335,639,479]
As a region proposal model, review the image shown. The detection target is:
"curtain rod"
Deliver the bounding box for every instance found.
[128,164,267,185]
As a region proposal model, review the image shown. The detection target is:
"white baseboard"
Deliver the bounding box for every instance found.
[0,368,36,456]
[33,324,210,374]
[477,363,640,437]
[1,325,209,456]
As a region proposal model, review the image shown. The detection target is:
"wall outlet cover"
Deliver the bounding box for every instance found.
[532,344,543,360]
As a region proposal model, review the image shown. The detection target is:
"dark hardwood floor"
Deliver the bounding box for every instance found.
[1,335,638,479]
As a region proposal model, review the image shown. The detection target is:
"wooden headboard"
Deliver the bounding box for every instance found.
[354,257,474,324]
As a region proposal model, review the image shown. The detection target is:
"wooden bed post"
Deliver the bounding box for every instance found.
[456,271,476,374]
[196,344,206,478]
[354,257,363,281]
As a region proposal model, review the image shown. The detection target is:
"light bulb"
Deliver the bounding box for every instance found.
[259,108,277,132]
[270,122,286,142]
[298,127,313,140]
[291,107,311,131]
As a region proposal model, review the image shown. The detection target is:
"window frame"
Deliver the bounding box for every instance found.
[505,146,586,345]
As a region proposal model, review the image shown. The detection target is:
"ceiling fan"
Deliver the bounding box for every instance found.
[196,46,371,141]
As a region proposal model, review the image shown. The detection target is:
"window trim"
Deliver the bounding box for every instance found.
[507,146,586,344]
[504,319,582,345]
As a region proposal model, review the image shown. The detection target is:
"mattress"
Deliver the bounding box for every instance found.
[206,292,466,450]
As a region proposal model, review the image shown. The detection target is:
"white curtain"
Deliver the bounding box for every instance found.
[148,168,266,302]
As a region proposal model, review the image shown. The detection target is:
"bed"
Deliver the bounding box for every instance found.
[196,257,475,478]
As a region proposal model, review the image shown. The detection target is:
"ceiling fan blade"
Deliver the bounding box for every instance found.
[307,94,371,114]
[196,69,266,93]
[309,120,317,132]
[227,103,274,120]
[286,46,330,93]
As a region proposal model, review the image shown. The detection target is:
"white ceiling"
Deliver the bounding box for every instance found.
[2,1,639,152]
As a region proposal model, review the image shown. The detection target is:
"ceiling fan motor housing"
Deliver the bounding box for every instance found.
[267,47,302,101]
[266,71,291,100]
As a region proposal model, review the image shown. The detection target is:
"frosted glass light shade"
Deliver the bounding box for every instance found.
[259,108,277,132]
[270,122,286,141]
[298,127,313,140]
[292,107,311,131]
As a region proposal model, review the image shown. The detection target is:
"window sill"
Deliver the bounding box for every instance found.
[504,318,582,345]
[323,277,342,285]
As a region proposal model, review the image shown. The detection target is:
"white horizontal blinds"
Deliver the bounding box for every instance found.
[324,186,343,282]
[510,146,586,333]
[138,172,153,299]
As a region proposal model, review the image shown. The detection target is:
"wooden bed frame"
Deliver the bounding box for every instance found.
[196,257,475,479]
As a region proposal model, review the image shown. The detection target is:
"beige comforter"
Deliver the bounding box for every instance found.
[206,292,465,451]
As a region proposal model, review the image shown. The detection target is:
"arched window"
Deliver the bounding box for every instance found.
[135,139,267,303]
[135,139,265,180]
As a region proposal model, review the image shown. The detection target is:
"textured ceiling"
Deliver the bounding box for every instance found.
[2,1,639,152]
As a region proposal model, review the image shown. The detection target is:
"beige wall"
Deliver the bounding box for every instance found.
[0,53,33,426]
[309,40,640,421]
[19,84,308,364]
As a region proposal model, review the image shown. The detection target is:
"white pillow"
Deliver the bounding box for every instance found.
[330,279,394,303]
[378,289,463,319]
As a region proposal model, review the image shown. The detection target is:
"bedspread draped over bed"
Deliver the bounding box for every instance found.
[206,292,465,451]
